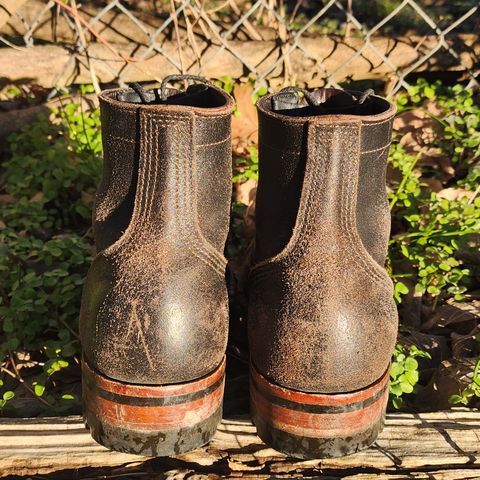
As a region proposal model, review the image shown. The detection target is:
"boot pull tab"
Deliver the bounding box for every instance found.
[160,74,212,101]
[358,88,374,105]
[270,86,376,113]
[271,86,323,111]
[130,83,150,104]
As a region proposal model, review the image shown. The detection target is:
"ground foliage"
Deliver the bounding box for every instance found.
[0,79,478,416]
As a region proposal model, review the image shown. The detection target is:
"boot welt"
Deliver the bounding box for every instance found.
[82,356,225,456]
[250,362,389,459]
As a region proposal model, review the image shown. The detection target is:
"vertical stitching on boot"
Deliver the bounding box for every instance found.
[102,112,226,275]
[294,126,323,259]
[166,115,225,275]
[182,118,227,274]
[144,114,156,232]
[251,122,393,290]
[250,124,324,277]
[339,124,393,288]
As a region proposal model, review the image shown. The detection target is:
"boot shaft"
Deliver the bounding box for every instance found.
[254,89,395,266]
[95,87,233,255]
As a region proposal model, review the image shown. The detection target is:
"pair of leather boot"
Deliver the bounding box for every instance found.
[80,76,398,459]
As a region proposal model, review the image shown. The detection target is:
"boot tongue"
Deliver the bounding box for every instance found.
[164,84,210,105]
[271,91,307,111]
[116,75,221,107]
[270,87,374,115]
[116,86,201,105]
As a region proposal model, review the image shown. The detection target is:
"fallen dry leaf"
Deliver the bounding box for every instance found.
[437,187,476,201]
[231,84,258,147]
[451,326,480,359]
[414,357,478,411]
[234,179,257,206]
[0,194,15,203]
[81,191,94,204]
[30,191,44,202]
[422,300,480,333]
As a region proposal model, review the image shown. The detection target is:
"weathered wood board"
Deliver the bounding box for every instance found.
[1,34,478,88]
[0,410,479,478]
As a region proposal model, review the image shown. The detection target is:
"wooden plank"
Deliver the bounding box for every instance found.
[0,0,29,29]
[0,410,479,477]
[0,34,478,88]
[349,473,480,480]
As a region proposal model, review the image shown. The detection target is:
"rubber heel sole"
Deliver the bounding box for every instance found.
[82,356,225,456]
[250,363,389,459]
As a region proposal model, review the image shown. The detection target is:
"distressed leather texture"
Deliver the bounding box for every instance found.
[80,85,233,385]
[249,90,398,393]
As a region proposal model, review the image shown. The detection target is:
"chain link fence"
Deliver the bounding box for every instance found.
[0,0,479,95]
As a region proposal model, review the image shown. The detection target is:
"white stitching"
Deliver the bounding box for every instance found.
[360,142,391,154]
[106,134,135,144]
[196,136,230,148]
[362,117,393,127]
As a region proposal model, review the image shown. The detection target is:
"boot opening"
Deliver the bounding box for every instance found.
[268,88,391,117]
[116,84,227,108]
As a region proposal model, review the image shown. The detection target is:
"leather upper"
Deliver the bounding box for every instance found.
[80,85,233,385]
[249,90,398,393]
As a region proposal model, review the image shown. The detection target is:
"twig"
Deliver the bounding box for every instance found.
[0,366,17,379]
[289,0,303,24]
[184,9,202,70]
[468,183,480,205]
[345,0,353,37]
[170,0,185,74]
[206,0,229,14]
[51,0,135,63]
[0,35,28,51]
[58,317,80,340]
[228,0,262,41]
[69,0,100,94]
[8,353,53,407]
[277,0,290,86]
[47,3,161,85]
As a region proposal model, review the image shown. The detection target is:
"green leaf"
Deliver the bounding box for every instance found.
[34,384,45,396]
[389,383,403,397]
[3,391,15,401]
[404,370,419,385]
[449,394,467,405]
[395,281,409,295]
[427,285,440,295]
[405,357,419,371]
[400,382,414,394]
[391,396,403,409]
[410,346,431,359]
[390,362,404,379]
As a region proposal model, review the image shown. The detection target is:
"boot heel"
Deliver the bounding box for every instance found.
[250,363,389,459]
[82,356,225,456]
